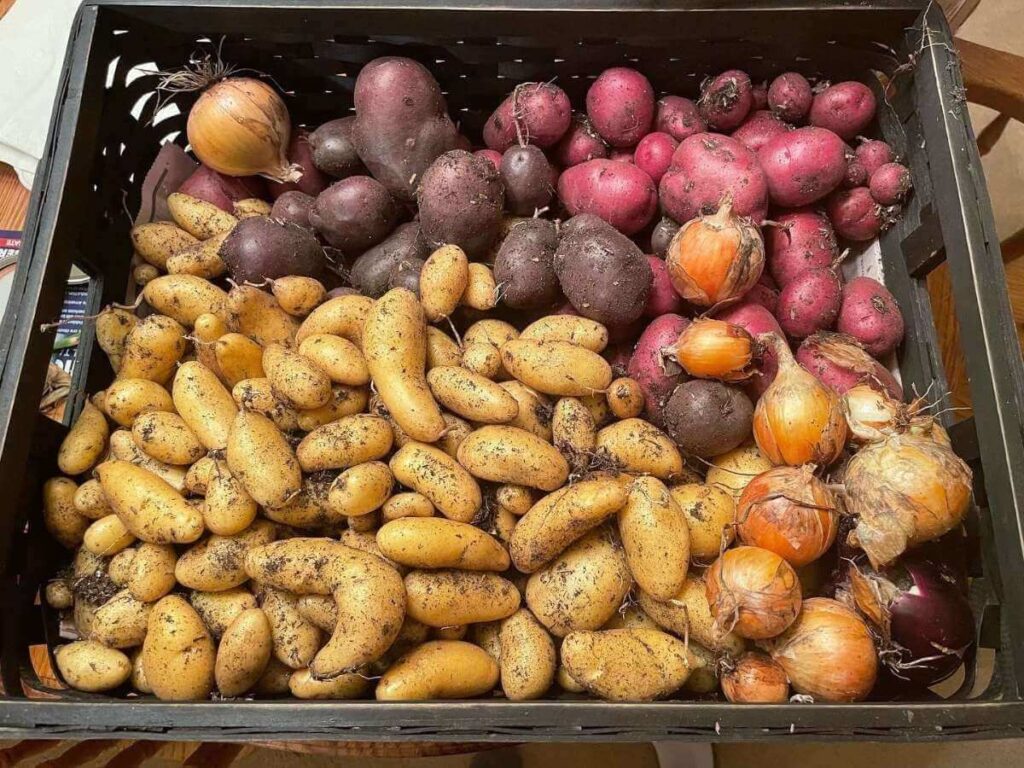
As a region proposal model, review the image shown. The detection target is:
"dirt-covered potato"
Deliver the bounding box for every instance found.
[390,442,482,523]
[141,595,216,701]
[670,483,736,562]
[350,222,429,298]
[457,425,569,492]
[376,640,499,700]
[618,476,690,601]
[219,216,326,283]
[404,570,520,627]
[664,380,754,458]
[376,517,509,571]
[561,628,692,701]
[499,609,557,701]
[97,461,203,545]
[215,608,273,697]
[132,411,205,466]
[57,399,108,476]
[43,477,88,550]
[175,520,276,591]
[191,587,258,639]
[637,577,746,655]
[418,150,505,258]
[55,641,132,692]
[226,411,302,509]
[493,219,561,310]
[595,418,683,480]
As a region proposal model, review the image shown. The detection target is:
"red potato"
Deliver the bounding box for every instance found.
[751,81,769,111]
[827,187,887,242]
[586,67,656,148]
[483,82,572,151]
[609,149,635,163]
[776,263,843,339]
[767,72,813,124]
[731,110,792,155]
[796,332,902,399]
[759,127,848,207]
[664,379,753,458]
[475,149,503,170]
[219,216,326,283]
[844,151,868,188]
[309,176,399,253]
[659,133,769,224]
[557,159,658,236]
[836,276,905,357]
[654,96,706,142]
[650,217,681,258]
[418,150,505,257]
[604,344,633,378]
[644,256,685,318]
[633,132,678,185]
[699,69,753,132]
[855,139,895,177]
[766,208,839,287]
[501,145,555,216]
[179,165,265,213]
[268,129,330,199]
[349,222,428,299]
[742,273,780,315]
[271,191,315,229]
[869,162,912,206]
[809,81,877,141]
[494,219,562,310]
[351,56,460,201]
[715,301,784,395]
[627,313,690,426]
[552,114,609,168]
[310,116,365,180]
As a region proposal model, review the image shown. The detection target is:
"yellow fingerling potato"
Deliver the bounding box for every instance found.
[470,621,502,662]
[363,289,445,442]
[193,312,228,374]
[58,399,109,475]
[167,192,238,239]
[118,315,186,384]
[73,478,112,519]
[348,510,380,533]
[295,384,368,432]
[297,594,337,632]
[525,529,632,637]
[510,477,628,573]
[109,430,188,491]
[404,570,520,627]
[44,580,74,609]
[254,658,293,697]
[427,367,519,424]
[295,293,373,346]
[95,307,137,372]
[184,456,218,496]
[91,589,151,648]
[216,608,273,697]
[165,231,229,278]
[561,628,692,702]
[142,595,216,700]
[607,377,645,419]
[376,640,498,701]
[602,603,661,631]
[175,521,276,591]
[552,397,597,470]
[263,343,332,410]
[227,411,302,509]
[83,514,135,557]
[464,318,518,348]
[215,333,265,387]
[108,548,136,585]
[670,483,736,561]
[43,477,88,549]
[382,492,435,521]
[461,262,497,311]
[204,465,258,535]
[425,326,462,369]
[457,425,569,492]
[271,276,326,317]
[296,414,393,472]
[460,341,502,379]
[377,517,509,571]
[232,377,300,433]
[390,442,481,523]
[520,316,609,352]
[499,381,553,442]
[127,542,177,603]
[173,361,239,451]
[97,461,204,544]
[131,411,205,466]
[327,461,393,517]
[297,334,369,386]
[191,587,258,638]
[289,668,369,700]
[131,221,198,269]
[705,442,773,500]
[596,418,683,480]
[56,641,132,692]
[495,484,535,516]
[104,378,174,428]
[501,340,612,397]
[133,262,159,285]
[499,609,557,701]
[618,476,690,601]
[233,198,272,218]
[636,577,746,655]
[227,285,298,348]
[142,275,228,327]
[420,244,469,322]
[339,529,397,570]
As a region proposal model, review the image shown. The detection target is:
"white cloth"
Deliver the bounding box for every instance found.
[0,0,83,189]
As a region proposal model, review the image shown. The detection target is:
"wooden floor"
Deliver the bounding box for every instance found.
[0,163,29,230]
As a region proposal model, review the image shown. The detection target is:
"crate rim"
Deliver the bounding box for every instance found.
[84,0,930,11]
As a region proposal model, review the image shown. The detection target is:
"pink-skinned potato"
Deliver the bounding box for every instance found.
[751,81,769,111]
[557,159,658,236]
[796,332,902,399]
[767,72,813,124]
[552,114,609,168]
[776,265,843,339]
[633,132,678,185]
[809,81,877,141]
[268,129,330,199]
[627,313,690,426]
[178,166,265,213]
[654,96,706,142]
[659,133,769,224]
[699,69,753,132]
[836,276,905,357]
[741,273,780,315]
[855,139,895,177]
[766,208,839,287]
[474,149,503,170]
[644,256,685,318]
[869,163,912,206]
[484,82,572,151]
[309,176,399,253]
[731,110,792,155]
[826,187,887,242]
[418,150,505,257]
[759,126,848,207]
[586,68,655,148]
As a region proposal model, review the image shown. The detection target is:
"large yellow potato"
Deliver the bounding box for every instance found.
[165,230,229,278]
[172,361,238,451]
[72,478,112,520]
[298,334,369,386]
[142,274,228,327]
[95,307,137,372]
[461,262,497,311]
[215,333,265,387]
[296,414,393,473]
[500,339,612,396]
[57,399,109,475]
[420,244,469,322]
[82,514,135,557]
[226,411,302,509]
[43,477,88,549]
[141,595,216,700]
[271,276,325,317]
[520,316,608,352]
[167,192,238,239]
[260,586,324,670]
[263,343,332,410]
[131,411,205,466]
[327,461,394,518]
[404,570,520,627]
[618,476,690,601]
[204,465,258,536]
[499,609,556,701]
[595,418,683,480]
[104,377,174,427]
[97,461,203,544]
[55,641,131,692]
[510,477,628,573]
[377,518,509,571]
[457,425,569,492]
[109,429,187,491]
[175,520,276,591]
[389,442,481,523]
[427,366,519,424]
[127,542,177,603]
[131,221,198,269]
[118,315,186,384]
[425,326,463,370]
[561,629,692,701]
[376,640,498,701]
[191,587,257,639]
[90,589,151,648]
[551,396,597,473]
[295,293,373,346]
[215,608,273,697]
[227,285,298,347]
[295,384,369,431]
[231,377,301,433]
[670,483,736,561]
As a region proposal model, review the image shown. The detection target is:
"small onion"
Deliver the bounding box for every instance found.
[705,546,802,639]
[721,652,790,703]
[187,77,300,183]
[737,465,838,567]
[765,597,878,702]
[665,196,765,308]
[845,430,973,567]
[752,333,847,467]
[842,383,921,443]
[672,318,756,382]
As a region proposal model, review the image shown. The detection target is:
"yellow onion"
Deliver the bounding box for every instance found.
[705,546,802,640]
[666,197,765,308]
[672,318,756,382]
[765,597,877,702]
[845,430,972,568]
[752,333,847,467]
[187,77,300,182]
[721,652,790,703]
[736,465,838,567]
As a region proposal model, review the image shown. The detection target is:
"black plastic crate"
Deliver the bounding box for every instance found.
[1,0,1024,743]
